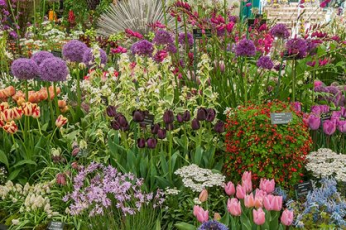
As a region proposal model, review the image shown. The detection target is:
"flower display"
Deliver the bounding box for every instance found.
[11,58,39,80]
[38,57,69,82]
[31,51,54,66]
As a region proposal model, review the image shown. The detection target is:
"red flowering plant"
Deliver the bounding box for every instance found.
[224,100,312,188]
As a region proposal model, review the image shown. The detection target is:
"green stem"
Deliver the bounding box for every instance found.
[168,131,173,182]
[161,0,167,26]
[46,83,54,128]
[53,82,60,116]
[292,59,296,102]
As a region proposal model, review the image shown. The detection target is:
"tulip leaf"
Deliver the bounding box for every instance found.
[174,222,196,230]
[8,169,21,181]
[240,215,252,230]
[0,150,9,169]
[220,212,229,225]
[13,159,36,168]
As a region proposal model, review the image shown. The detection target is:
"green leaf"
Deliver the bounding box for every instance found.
[0,150,9,169]
[174,222,196,230]
[13,159,37,168]
[240,215,252,230]
[8,169,21,181]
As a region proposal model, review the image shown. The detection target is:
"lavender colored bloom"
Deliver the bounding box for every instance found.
[337,120,346,133]
[131,40,154,56]
[323,120,336,135]
[9,31,18,39]
[270,23,290,39]
[31,51,54,66]
[178,32,194,46]
[62,40,88,62]
[0,0,6,7]
[235,39,256,57]
[306,39,318,55]
[83,48,108,67]
[167,43,177,53]
[198,220,229,230]
[11,58,39,80]
[308,114,320,130]
[286,38,308,59]
[256,56,274,69]
[39,57,69,82]
[153,30,174,45]
[229,16,238,23]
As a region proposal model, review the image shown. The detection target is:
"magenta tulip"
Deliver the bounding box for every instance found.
[338,120,346,133]
[323,120,336,135]
[308,114,321,130]
[259,179,275,194]
[224,181,235,196]
[281,209,294,226]
[227,198,242,216]
[253,208,266,225]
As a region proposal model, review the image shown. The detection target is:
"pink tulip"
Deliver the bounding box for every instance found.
[199,189,208,202]
[236,184,246,199]
[242,178,252,193]
[281,209,294,226]
[263,195,282,211]
[273,196,283,211]
[314,80,323,88]
[227,198,242,216]
[242,171,252,182]
[224,181,235,196]
[244,193,255,208]
[259,179,275,194]
[193,205,209,223]
[253,208,266,225]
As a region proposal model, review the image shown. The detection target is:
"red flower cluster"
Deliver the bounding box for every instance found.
[224,100,312,187]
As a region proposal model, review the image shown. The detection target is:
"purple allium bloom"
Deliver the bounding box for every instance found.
[269,23,290,39]
[0,0,6,6]
[235,39,256,57]
[31,51,54,66]
[39,57,69,82]
[9,31,18,39]
[62,40,88,62]
[167,43,177,53]
[131,40,154,56]
[198,220,229,230]
[286,38,308,59]
[229,15,238,23]
[256,56,274,69]
[11,58,39,80]
[178,32,194,46]
[82,48,108,67]
[153,30,174,45]
[306,39,318,55]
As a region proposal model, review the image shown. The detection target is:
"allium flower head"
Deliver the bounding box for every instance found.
[11,58,39,80]
[31,51,54,66]
[257,56,274,69]
[178,32,194,47]
[131,40,154,56]
[39,57,69,82]
[82,48,108,67]
[62,40,88,62]
[235,39,256,57]
[0,0,6,6]
[198,220,229,230]
[286,38,308,59]
[153,30,174,45]
[270,23,290,39]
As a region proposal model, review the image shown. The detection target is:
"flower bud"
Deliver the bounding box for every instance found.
[157,129,166,139]
[199,189,208,202]
[133,110,144,122]
[56,173,66,186]
[71,162,79,169]
[55,115,68,128]
[197,108,207,121]
[206,108,216,122]
[137,138,146,148]
[106,106,117,117]
[111,120,121,130]
[147,138,157,149]
[151,123,160,134]
[214,213,221,221]
[191,118,200,130]
[72,148,80,156]
[214,120,225,133]
[183,110,191,121]
[163,110,174,124]
[177,113,184,123]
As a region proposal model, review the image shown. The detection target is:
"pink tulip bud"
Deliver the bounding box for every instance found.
[236,184,246,199]
[253,208,266,225]
[193,205,208,223]
[281,209,294,226]
[242,178,252,193]
[242,171,252,182]
[227,198,242,216]
[264,195,282,211]
[244,193,255,208]
[56,173,66,186]
[199,189,208,202]
[259,178,275,194]
[214,213,221,221]
[224,181,235,196]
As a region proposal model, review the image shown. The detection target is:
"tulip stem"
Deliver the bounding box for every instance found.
[76,68,81,108]
[53,82,60,116]
[292,59,296,103]
[46,83,54,128]
[168,131,173,182]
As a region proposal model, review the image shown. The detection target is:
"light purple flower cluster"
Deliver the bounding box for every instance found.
[286,38,308,59]
[235,39,256,57]
[153,30,174,45]
[11,58,39,80]
[198,220,229,230]
[0,0,19,38]
[39,57,69,82]
[269,23,290,39]
[306,39,319,55]
[62,40,88,62]
[131,40,154,56]
[31,51,55,66]
[256,56,274,69]
[63,163,165,217]
[314,84,345,107]
[82,48,108,67]
[178,32,194,47]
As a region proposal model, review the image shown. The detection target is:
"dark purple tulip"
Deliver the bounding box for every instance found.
[151,124,160,134]
[137,138,146,148]
[140,122,147,128]
[323,120,336,135]
[191,118,200,130]
[157,129,166,139]
[338,120,346,133]
[197,108,207,121]
[166,123,174,131]
[206,108,216,122]
[163,110,174,124]
[177,113,184,123]
[183,110,191,121]
[147,138,157,149]
[111,120,121,130]
[117,115,128,127]
[106,106,117,117]
[133,110,144,122]
[122,123,130,131]
[308,115,320,130]
[214,120,225,133]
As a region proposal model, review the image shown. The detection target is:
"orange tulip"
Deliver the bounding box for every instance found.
[16,97,26,106]
[58,100,66,108]
[60,106,69,113]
